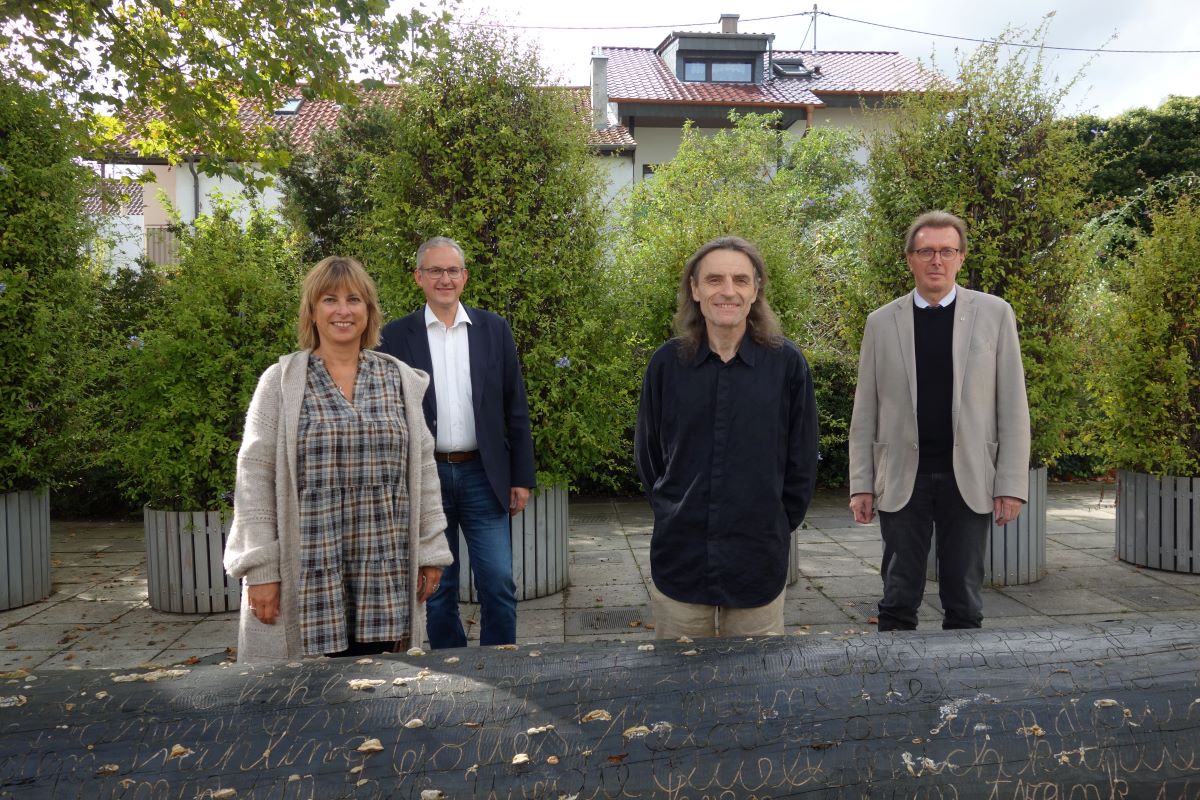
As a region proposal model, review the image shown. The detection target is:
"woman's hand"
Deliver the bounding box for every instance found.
[417,566,444,604]
[247,582,281,624]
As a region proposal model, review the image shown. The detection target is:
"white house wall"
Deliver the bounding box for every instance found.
[597,153,635,209]
[141,164,285,224]
[95,214,145,270]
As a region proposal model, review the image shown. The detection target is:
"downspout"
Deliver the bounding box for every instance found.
[187,156,200,222]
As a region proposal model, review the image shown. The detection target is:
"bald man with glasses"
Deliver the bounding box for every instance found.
[379,236,535,649]
[848,211,1030,632]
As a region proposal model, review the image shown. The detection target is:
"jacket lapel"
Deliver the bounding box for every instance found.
[465,306,486,414]
[403,313,437,425]
[892,294,918,416]
[951,288,977,430]
[405,313,434,375]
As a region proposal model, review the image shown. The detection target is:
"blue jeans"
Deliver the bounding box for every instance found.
[426,460,517,648]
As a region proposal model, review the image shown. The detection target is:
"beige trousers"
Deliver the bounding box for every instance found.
[650,583,786,640]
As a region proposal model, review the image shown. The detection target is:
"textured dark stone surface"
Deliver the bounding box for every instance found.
[2,621,1199,798]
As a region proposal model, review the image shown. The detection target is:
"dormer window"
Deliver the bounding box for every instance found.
[683,59,754,83]
[274,98,303,116]
[772,58,812,78]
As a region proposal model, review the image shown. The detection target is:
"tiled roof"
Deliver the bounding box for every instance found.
[603,47,940,107]
[83,180,145,217]
[772,50,943,94]
[561,86,636,149]
[279,87,406,154]
[109,85,630,160]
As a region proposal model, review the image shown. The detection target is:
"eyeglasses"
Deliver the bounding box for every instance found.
[419,267,465,279]
[910,247,961,262]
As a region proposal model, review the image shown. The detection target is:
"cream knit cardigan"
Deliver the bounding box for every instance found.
[223,350,452,662]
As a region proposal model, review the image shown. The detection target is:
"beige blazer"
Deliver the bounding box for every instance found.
[848,288,1031,514]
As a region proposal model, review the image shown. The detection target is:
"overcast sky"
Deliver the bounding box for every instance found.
[447,0,1199,118]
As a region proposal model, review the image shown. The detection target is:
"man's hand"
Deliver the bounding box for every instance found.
[510,487,530,517]
[849,493,876,524]
[247,582,280,625]
[993,496,1024,527]
[417,566,444,603]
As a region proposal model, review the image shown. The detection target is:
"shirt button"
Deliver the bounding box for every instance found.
[912,443,918,450]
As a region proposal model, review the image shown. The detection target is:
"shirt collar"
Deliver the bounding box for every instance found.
[690,333,758,367]
[913,285,957,309]
[424,302,471,329]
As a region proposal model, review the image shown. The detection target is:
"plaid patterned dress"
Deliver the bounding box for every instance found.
[296,351,412,656]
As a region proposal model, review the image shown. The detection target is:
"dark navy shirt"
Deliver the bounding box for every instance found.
[634,334,819,607]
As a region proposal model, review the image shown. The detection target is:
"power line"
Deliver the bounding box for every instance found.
[459,9,1200,55]
[461,12,805,32]
[821,11,1200,54]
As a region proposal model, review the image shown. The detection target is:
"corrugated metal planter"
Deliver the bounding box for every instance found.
[459,486,569,602]
[144,507,240,613]
[1116,470,1200,573]
[928,466,1047,587]
[0,490,51,611]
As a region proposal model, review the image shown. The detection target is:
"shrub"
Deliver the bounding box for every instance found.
[1095,195,1200,475]
[108,204,302,509]
[0,75,97,493]
[608,113,865,487]
[345,26,628,490]
[858,27,1094,465]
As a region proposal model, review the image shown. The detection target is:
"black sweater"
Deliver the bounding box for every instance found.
[914,300,955,474]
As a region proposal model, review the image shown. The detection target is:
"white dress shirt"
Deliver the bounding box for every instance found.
[424,303,478,452]
[913,284,957,309]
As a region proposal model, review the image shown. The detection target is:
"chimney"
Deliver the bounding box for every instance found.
[590,48,609,130]
[719,13,739,33]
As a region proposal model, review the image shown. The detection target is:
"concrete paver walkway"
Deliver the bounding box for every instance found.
[3,481,1195,671]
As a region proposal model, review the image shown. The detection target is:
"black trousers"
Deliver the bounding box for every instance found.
[877,472,990,631]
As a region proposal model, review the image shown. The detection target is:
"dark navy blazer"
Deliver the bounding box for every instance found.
[379,306,537,509]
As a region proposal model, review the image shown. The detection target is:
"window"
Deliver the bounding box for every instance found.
[682,60,753,83]
[274,98,303,116]
[711,62,752,82]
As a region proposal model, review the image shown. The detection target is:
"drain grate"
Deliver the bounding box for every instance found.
[570,551,626,566]
[566,606,651,635]
[571,513,620,524]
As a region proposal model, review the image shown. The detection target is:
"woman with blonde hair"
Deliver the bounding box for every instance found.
[224,256,452,661]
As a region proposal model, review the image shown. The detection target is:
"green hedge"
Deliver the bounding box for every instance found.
[1096,195,1200,475]
[858,32,1093,466]
[344,26,629,490]
[0,76,96,493]
[108,205,302,509]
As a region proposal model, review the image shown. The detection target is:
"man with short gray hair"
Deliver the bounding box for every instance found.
[379,236,536,649]
[849,211,1030,631]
